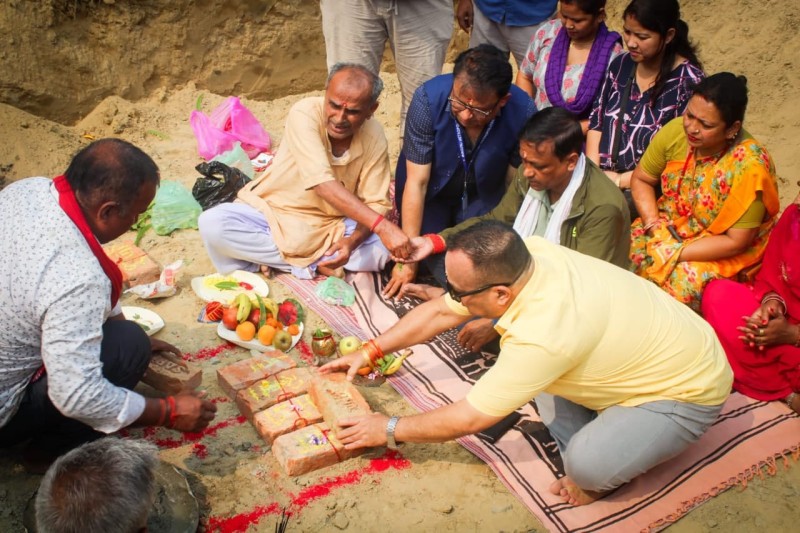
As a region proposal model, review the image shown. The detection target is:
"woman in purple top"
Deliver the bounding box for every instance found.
[586,0,704,193]
[516,0,623,134]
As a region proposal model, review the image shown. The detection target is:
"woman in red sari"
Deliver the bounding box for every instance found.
[702,193,800,414]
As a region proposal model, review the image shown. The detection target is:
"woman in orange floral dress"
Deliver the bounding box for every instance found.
[628,72,780,311]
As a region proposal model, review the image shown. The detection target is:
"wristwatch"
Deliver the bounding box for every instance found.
[386,416,400,449]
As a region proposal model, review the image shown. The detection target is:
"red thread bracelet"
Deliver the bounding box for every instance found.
[167,396,177,428]
[424,233,447,254]
[370,215,385,233]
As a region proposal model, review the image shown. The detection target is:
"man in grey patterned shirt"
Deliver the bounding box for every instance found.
[0,139,216,464]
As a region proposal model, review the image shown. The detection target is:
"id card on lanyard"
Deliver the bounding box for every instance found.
[454,118,495,212]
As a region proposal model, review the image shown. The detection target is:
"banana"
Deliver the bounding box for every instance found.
[235,293,252,323]
[382,349,412,376]
[260,297,279,319]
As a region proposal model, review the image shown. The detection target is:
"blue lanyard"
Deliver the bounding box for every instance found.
[454,118,495,212]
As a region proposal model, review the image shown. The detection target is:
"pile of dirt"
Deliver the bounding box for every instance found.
[1,1,799,532]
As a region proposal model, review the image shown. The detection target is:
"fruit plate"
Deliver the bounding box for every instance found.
[122,306,165,336]
[190,270,269,304]
[216,322,303,352]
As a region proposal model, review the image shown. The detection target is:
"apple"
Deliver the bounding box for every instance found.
[273,330,292,352]
[338,336,362,355]
[222,305,239,330]
[247,307,260,326]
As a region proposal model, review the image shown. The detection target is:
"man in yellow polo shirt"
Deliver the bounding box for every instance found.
[321,220,732,506]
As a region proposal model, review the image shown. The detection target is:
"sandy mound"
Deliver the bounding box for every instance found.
[0,1,798,531]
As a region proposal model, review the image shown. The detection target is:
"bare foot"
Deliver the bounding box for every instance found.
[397,283,445,301]
[549,476,605,506]
[317,265,345,279]
[259,265,272,277]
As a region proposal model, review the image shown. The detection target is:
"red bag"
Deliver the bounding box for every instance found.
[190,97,271,160]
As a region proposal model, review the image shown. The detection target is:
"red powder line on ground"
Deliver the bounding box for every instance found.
[295,339,315,365]
[184,342,238,361]
[129,415,247,449]
[205,502,283,533]
[204,450,411,533]
[193,443,208,459]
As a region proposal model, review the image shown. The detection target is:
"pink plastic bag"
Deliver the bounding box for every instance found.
[190,97,271,160]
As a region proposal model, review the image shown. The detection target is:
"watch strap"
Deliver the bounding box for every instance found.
[386,416,400,449]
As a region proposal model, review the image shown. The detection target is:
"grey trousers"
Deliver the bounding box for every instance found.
[536,393,723,492]
[468,5,555,67]
[320,0,453,134]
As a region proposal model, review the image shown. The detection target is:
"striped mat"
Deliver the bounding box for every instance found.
[278,271,800,532]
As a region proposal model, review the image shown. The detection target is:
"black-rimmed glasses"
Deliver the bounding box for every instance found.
[447,95,498,118]
[445,257,530,303]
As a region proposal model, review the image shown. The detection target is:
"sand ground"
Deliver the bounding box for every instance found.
[0,1,798,531]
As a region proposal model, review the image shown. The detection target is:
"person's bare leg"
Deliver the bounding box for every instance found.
[549,476,607,506]
[397,283,445,301]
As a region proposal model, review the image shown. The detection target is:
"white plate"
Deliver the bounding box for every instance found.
[190,270,269,304]
[216,322,303,352]
[122,306,165,336]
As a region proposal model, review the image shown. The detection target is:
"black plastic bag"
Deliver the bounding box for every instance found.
[191,161,252,211]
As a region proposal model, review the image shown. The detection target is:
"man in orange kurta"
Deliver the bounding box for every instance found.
[199,64,410,279]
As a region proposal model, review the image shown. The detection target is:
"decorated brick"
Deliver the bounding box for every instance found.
[272,423,362,476]
[252,394,323,445]
[103,240,147,263]
[141,354,202,394]
[103,240,160,287]
[216,352,297,398]
[308,373,371,438]
[120,254,161,287]
[235,367,313,420]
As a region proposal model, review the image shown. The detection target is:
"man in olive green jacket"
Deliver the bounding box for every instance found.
[398,107,630,351]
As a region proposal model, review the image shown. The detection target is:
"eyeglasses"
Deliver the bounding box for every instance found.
[447,95,498,118]
[445,257,530,303]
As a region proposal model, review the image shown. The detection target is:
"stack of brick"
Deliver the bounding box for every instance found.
[272,373,372,475]
[235,367,314,421]
[217,352,297,398]
[216,350,376,476]
[103,240,160,288]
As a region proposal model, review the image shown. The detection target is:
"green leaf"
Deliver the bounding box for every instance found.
[214,281,240,290]
[195,93,204,111]
[145,129,169,140]
[256,294,267,330]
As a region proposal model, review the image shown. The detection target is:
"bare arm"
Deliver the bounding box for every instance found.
[585,130,602,166]
[320,296,471,380]
[314,179,411,257]
[400,161,432,239]
[630,165,661,225]
[515,70,535,99]
[314,180,384,229]
[133,391,217,432]
[679,227,759,262]
[336,399,504,449]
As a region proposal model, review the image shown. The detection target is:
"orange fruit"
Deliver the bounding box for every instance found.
[287,324,300,336]
[235,321,256,341]
[258,324,276,345]
[266,317,279,328]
